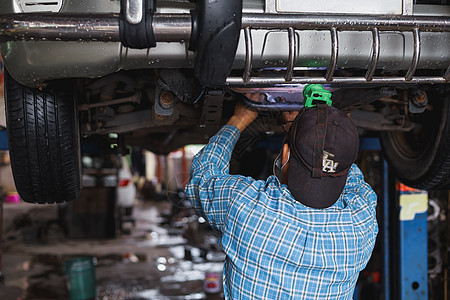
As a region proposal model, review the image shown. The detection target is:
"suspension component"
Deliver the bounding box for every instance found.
[409,89,428,113]
[155,90,175,117]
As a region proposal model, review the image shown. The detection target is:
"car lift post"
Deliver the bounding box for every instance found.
[382,159,390,300]
[360,137,428,299]
[384,157,428,299]
[395,182,428,299]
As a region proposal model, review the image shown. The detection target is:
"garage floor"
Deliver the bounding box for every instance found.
[0,199,224,299]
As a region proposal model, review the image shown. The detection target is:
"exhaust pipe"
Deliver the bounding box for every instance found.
[0,13,191,43]
[2,12,449,44]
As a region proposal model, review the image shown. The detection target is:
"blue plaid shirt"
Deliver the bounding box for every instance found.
[186,125,378,299]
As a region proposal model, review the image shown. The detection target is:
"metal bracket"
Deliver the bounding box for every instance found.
[403,0,414,16]
[227,14,450,86]
[241,96,303,112]
[365,28,380,81]
[408,89,428,113]
[200,90,224,126]
[265,0,277,13]
[119,0,156,49]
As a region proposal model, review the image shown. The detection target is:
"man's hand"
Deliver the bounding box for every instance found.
[227,93,261,132]
[280,97,299,132]
[281,110,299,123]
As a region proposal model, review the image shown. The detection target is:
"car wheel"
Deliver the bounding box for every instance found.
[380,86,450,190]
[5,71,81,203]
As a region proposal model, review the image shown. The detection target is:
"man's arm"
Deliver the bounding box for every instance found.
[185,95,260,232]
[226,94,259,132]
[342,164,378,268]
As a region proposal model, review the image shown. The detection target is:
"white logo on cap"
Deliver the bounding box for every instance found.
[323,151,338,173]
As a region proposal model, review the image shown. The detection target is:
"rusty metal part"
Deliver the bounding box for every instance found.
[159,91,175,108]
[153,110,167,120]
[154,90,174,117]
[78,94,140,111]
[413,90,428,104]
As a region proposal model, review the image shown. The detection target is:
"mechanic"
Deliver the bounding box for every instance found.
[185,92,378,299]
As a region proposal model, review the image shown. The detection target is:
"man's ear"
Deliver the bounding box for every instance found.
[282,143,290,166]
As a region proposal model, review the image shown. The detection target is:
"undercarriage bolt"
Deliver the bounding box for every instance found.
[153,110,167,120]
[409,89,428,113]
[414,90,427,104]
[154,91,174,118]
[159,91,175,108]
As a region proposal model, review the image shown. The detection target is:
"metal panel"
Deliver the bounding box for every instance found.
[265,0,277,13]
[19,0,63,13]
[276,0,402,15]
[1,12,449,86]
[403,0,413,15]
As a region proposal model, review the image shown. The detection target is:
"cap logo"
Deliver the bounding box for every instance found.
[323,151,338,173]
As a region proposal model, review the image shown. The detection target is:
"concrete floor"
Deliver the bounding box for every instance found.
[0,200,224,299]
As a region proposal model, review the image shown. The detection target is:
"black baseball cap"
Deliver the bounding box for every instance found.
[286,105,359,208]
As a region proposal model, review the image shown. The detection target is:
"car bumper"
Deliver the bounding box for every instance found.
[1,10,449,87]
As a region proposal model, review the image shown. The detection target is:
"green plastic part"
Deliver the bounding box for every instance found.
[302,84,333,108]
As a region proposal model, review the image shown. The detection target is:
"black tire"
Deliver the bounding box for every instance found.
[5,71,81,203]
[380,86,450,190]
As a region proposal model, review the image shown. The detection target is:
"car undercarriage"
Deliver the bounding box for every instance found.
[0,0,450,203]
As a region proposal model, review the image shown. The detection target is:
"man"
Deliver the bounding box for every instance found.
[185,92,378,299]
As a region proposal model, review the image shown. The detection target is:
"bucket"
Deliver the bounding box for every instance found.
[204,272,221,294]
[64,256,97,300]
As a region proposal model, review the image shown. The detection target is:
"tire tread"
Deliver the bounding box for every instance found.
[5,72,80,203]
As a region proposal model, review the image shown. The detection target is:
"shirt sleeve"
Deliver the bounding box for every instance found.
[343,164,378,211]
[342,164,379,268]
[185,125,257,232]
